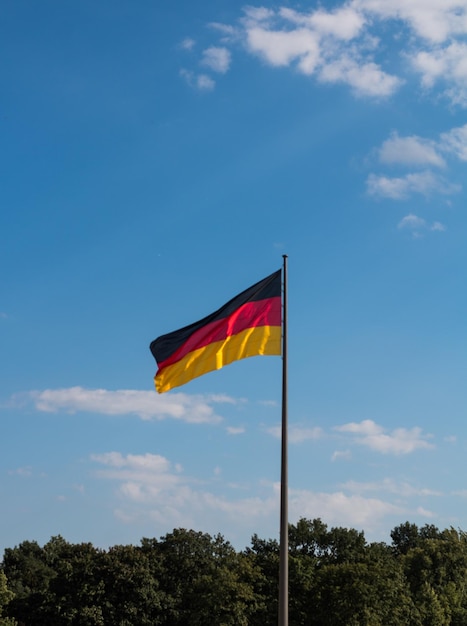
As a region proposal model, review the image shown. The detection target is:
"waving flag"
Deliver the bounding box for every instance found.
[150,270,282,393]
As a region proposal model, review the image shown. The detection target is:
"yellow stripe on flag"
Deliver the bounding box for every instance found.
[155,325,281,393]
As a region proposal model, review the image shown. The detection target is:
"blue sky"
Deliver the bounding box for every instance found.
[1,0,467,554]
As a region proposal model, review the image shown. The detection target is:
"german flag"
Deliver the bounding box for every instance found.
[150,270,282,393]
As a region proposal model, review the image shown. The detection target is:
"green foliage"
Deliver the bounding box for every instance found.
[156,529,257,625]
[398,525,467,625]
[4,520,467,625]
[0,571,17,626]
[100,543,166,625]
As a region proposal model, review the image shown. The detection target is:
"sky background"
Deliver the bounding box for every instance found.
[1,0,467,556]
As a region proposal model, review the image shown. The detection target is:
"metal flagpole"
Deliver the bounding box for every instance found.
[279,254,288,626]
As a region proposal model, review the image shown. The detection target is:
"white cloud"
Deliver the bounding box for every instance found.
[367,170,460,199]
[266,424,324,443]
[208,22,238,39]
[342,478,442,497]
[398,214,427,229]
[14,386,231,424]
[179,38,196,51]
[196,74,216,90]
[92,451,412,541]
[397,213,426,230]
[289,487,403,528]
[92,452,182,497]
[331,450,352,461]
[180,69,216,91]
[398,214,446,233]
[92,451,278,536]
[280,6,366,40]
[226,426,245,435]
[246,27,321,72]
[334,419,434,454]
[201,46,231,73]
[416,506,436,518]
[439,124,467,160]
[242,9,400,97]
[194,2,467,106]
[410,48,450,88]
[8,466,33,477]
[367,124,466,209]
[241,6,275,28]
[410,42,467,103]
[92,451,172,472]
[318,55,401,97]
[258,399,278,407]
[354,0,467,43]
[379,132,445,167]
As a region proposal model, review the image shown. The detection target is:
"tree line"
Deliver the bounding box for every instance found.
[2,518,467,625]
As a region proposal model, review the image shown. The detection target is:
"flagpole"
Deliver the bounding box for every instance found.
[279,254,288,626]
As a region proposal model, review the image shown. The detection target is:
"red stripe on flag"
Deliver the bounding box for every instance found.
[157,296,281,370]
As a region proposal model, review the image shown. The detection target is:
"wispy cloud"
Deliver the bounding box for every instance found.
[398,214,426,230]
[341,478,442,497]
[374,124,467,170]
[266,424,324,443]
[91,451,412,540]
[188,1,467,105]
[226,426,245,435]
[241,6,401,97]
[196,74,216,90]
[367,123,466,212]
[246,26,321,72]
[415,504,438,518]
[179,44,231,91]
[208,22,238,40]
[92,451,278,534]
[319,56,401,97]
[398,213,446,236]
[409,42,467,105]
[378,132,446,168]
[280,6,366,40]
[179,37,196,51]
[8,466,33,477]
[91,452,183,496]
[289,487,404,528]
[452,489,467,498]
[201,46,231,73]
[355,0,467,44]
[440,124,467,160]
[12,386,235,424]
[180,69,215,91]
[367,170,460,199]
[334,419,434,455]
[331,449,352,462]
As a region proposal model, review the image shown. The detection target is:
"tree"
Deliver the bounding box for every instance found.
[400,527,467,625]
[5,521,467,626]
[312,543,414,625]
[244,534,279,625]
[100,543,165,625]
[41,536,105,625]
[158,529,257,625]
[1,540,55,625]
[391,522,422,556]
[0,572,17,626]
